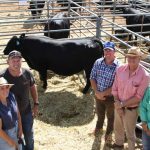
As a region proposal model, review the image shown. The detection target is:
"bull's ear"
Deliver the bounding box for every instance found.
[20,33,25,38]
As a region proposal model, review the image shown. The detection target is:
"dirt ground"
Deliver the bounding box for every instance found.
[0,1,145,150]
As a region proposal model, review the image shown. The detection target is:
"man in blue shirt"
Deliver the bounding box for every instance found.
[90,42,120,145]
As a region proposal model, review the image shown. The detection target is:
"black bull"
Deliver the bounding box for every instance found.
[28,1,45,17]
[44,13,70,39]
[114,6,150,41]
[4,34,104,94]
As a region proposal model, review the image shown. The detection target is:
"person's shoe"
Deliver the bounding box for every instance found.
[108,143,124,149]
[105,134,112,146]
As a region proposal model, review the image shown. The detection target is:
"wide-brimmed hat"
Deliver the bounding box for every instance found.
[0,77,14,88]
[125,46,147,59]
[8,50,22,59]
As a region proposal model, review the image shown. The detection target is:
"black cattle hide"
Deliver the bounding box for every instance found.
[44,13,70,39]
[28,1,45,18]
[4,34,104,94]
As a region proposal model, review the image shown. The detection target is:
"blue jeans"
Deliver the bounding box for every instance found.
[142,130,150,150]
[0,122,21,150]
[21,111,34,150]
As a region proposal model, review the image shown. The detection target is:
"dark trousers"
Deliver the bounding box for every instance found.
[142,130,150,150]
[21,111,34,150]
[95,96,114,136]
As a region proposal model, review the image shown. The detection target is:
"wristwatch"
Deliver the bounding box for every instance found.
[34,102,39,106]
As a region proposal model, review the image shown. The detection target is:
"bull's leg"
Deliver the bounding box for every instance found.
[134,36,138,46]
[129,34,132,41]
[39,69,47,89]
[29,2,37,18]
[31,10,37,17]
[38,10,42,15]
[82,78,90,94]
[82,69,91,94]
[37,2,45,15]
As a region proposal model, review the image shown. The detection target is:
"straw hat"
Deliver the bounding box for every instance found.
[125,46,147,60]
[0,77,14,87]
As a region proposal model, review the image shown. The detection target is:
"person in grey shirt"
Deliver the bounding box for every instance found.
[0,50,39,150]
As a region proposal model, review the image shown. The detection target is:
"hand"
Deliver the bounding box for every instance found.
[32,105,38,117]
[114,101,122,109]
[95,91,106,100]
[18,126,23,138]
[146,129,150,136]
[142,123,148,132]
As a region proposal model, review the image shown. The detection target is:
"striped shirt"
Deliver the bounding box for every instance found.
[90,58,120,92]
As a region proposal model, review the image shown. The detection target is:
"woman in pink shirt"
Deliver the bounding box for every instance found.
[111,47,149,150]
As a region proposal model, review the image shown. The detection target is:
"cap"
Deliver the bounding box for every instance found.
[8,50,22,58]
[103,42,115,51]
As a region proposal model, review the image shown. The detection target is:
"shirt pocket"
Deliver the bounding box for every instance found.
[117,78,124,90]
[132,81,140,94]
[132,81,140,87]
[23,79,30,87]
[147,101,150,111]
[97,70,103,79]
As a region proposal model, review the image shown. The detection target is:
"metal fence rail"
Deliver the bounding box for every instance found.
[0,0,99,52]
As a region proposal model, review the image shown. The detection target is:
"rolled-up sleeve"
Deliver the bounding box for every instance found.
[148,122,150,129]
[90,60,98,80]
[139,89,148,122]
[139,88,150,129]
[112,69,118,97]
[135,74,149,100]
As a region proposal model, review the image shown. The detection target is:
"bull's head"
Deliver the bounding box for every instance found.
[3,36,20,55]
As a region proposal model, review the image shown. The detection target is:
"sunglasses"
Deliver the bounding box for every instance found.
[0,85,10,90]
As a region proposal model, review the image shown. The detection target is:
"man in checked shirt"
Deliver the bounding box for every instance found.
[90,41,120,145]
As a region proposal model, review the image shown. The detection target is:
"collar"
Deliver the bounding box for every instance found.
[103,57,119,66]
[125,64,140,76]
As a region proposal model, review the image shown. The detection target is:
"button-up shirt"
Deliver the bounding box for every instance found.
[112,64,149,104]
[0,92,18,130]
[139,87,150,129]
[90,57,120,92]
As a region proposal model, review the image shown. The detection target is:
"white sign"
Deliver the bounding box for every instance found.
[93,0,100,2]
[19,0,28,5]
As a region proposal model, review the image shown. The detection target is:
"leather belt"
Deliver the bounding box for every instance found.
[124,106,138,111]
